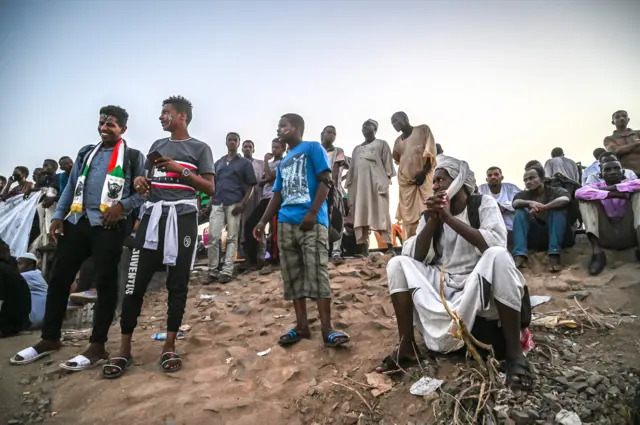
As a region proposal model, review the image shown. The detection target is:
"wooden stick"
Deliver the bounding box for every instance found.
[574,297,602,328]
[328,381,373,412]
[343,375,377,390]
[473,381,486,423]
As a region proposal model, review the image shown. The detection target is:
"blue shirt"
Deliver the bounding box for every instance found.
[582,160,600,186]
[59,172,69,194]
[212,155,258,206]
[273,141,331,228]
[53,145,145,226]
[21,270,47,328]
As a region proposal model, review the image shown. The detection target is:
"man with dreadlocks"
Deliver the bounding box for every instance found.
[345,119,395,256]
[103,96,215,378]
[378,156,533,390]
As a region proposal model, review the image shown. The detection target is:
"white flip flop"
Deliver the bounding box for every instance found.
[59,355,107,372]
[10,347,55,365]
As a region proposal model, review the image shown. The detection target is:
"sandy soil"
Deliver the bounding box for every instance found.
[1,235,639,425]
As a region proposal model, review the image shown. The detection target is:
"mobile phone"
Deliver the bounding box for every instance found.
[147,150,163,163]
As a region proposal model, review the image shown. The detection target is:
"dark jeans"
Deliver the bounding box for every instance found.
[120,212,197,335]
[512,209,567,257]
[41,217,125,344]
[243,198,270,264]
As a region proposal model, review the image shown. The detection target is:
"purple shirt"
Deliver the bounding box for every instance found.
[575,179,640,218]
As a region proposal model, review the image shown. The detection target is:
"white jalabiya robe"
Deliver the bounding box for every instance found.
[387,195,525,353]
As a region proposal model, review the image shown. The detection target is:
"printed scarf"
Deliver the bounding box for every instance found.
[70,140,126,213]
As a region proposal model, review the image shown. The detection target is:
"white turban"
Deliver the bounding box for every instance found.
[434,155,476,197]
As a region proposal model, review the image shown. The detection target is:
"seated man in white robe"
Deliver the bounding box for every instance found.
[378,157,532,390]
[478,166,521,247]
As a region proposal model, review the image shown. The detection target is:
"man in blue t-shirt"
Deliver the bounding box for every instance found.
[253,113,350,349]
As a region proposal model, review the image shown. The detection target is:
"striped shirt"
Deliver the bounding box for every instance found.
[145,137,214,216]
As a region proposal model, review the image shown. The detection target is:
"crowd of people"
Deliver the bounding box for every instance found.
[1,100,639,391]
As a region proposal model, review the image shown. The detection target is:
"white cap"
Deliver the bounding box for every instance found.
[18,253,38,262]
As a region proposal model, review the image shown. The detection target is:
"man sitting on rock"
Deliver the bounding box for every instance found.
[16,253,47,329]
[575,154,640,275]
[378,156,532,390]
[512,166,571,272]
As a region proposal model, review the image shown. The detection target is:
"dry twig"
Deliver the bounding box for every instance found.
[327,380,373,412]
[342,375,377,390]
[379,336,414,377]
[412,340,425,373]
[451,384,479,424]
[574,297,603,328]
[438,267,499,384]
[472,381,486,423]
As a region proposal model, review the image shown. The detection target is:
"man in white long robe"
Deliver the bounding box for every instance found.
[378,157,533,390]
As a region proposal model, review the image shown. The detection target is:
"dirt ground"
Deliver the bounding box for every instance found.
[1,235,640,425]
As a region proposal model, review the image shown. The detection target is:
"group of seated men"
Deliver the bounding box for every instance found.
[470,111,640,276]
[475,152,639,275]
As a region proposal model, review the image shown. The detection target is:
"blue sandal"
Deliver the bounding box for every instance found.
[325,331,350,348]
[278,329,302,346]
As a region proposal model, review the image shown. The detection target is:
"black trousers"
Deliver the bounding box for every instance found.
[120,212,197,335]
[42,217,125,343]
[243,198,270,264]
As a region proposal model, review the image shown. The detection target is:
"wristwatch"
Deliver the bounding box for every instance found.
[181,168,192,179]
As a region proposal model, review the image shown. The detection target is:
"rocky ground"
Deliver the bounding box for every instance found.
[1,236,639,425]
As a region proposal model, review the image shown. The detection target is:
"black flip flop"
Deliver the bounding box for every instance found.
[503,357,534,391]
[102,356,132,379]
[278,329,302,346]
[376,348,421,374]
[160,352,182,373]
[324,331,350,348]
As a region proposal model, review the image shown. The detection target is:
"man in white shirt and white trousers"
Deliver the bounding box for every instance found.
[376,156,533,391]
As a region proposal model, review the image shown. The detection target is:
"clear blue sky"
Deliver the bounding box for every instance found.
[1,0,639,209]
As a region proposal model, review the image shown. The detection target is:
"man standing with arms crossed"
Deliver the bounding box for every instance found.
[604,110,640,175]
